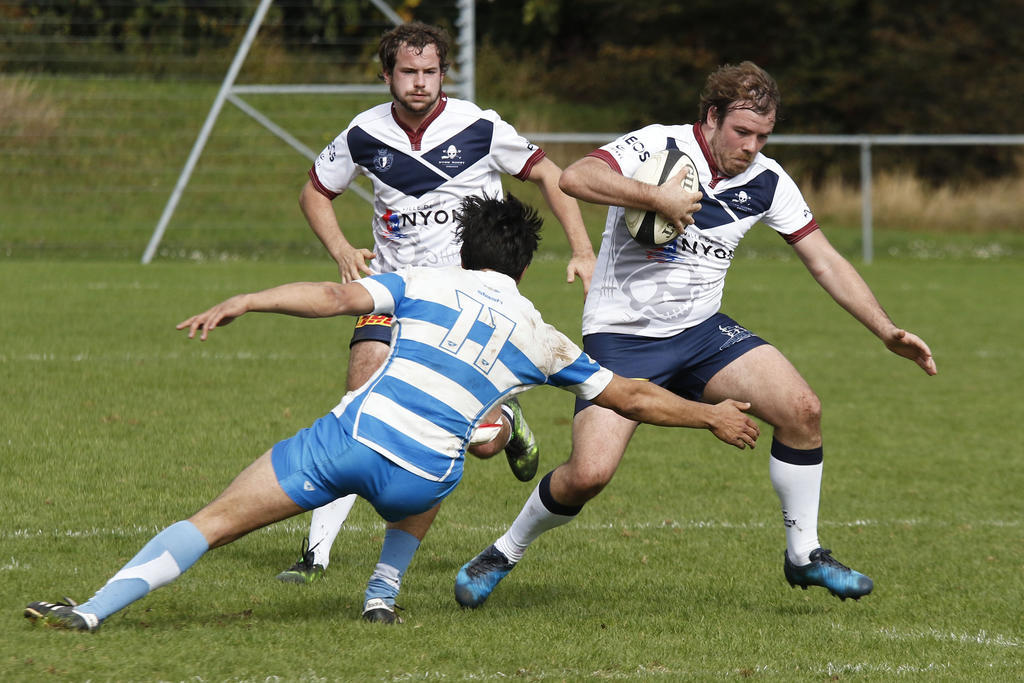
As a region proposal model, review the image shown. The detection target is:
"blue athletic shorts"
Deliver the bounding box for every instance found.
[271,413,458,522]
[575,312,768,414]
[349,313,393,347]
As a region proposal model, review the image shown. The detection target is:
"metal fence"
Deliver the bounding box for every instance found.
[523,133,1024,264]
[126,0,1022,264]
[140,0,476,263]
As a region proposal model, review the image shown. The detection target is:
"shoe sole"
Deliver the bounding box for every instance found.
[785,575,872,601]
[362,609,401,624]
[276,571,323,584]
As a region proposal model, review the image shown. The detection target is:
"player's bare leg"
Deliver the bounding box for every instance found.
[703,344,872,600]
[550,405,638,505]
[702,344,820,449]
[29,451,305,630]
[190,451,306,548]
[455,406,637,607]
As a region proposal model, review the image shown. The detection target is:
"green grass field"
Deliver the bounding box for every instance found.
[2,256,1021,680]
[3,76,1023,264]
[2,74,1022,680]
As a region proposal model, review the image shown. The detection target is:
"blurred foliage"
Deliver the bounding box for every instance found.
[1,0,1021,182]
[476,0,1023,183]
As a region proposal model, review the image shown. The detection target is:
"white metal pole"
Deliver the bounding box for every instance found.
[226,93,374,205]
[456,0,475,102]
[860,140,873,264]
[141,0,275,263]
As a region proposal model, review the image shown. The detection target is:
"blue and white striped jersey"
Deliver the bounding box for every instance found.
[309,95,545,275]
[331,266,613,482]
[583,123,819,337]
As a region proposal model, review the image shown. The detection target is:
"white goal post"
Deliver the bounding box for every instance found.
[141,0,475,264]
[140,2,1023,265]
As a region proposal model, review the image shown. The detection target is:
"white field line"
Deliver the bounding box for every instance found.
[822,661,957,676]
[878,626,1021,648]
[0,351,340,362]
[12,346,983,363]
[223,660,969,680]
[3,516,1018,542]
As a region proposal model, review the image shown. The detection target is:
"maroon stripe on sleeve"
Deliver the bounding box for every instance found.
[515,148,547,180]
[782,219,821,244]
[587,149,621,174]
[308,167,340,200]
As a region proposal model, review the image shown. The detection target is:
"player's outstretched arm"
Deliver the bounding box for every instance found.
[299,181,375,283]
[176,281,375,341]
[591,374,759,449]
[525,157,596,295]
[793,230,937,376]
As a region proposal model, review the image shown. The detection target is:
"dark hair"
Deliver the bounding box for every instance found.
[699,61,780,124]
[377,22,450,79]
[457,194,542,280]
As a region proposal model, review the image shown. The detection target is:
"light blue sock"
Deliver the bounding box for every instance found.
[79,520,209,621]
[365,528,420,606]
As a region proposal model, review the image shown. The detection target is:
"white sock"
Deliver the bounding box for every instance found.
[308,494,356,568]
[494,481,579,564]
[769,456,822,565]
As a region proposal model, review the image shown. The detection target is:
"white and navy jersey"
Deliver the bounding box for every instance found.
[583,123,819,337]
[309,95,545,274]
[332,266,612,482]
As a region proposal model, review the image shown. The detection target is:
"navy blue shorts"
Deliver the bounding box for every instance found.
[271,413,458,522]
[349,314,393,347]
[575,312,768,414]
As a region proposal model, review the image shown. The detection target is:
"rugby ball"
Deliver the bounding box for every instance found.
[623,149,700,246]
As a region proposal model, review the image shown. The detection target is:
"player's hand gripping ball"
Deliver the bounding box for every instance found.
[624,149,700,246]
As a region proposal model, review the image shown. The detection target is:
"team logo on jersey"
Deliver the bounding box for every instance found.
[717,324,753,350]
[373,148,395,173]
[732,190,749,206]
[619,260,695,326]
[379,207,458,240]
[436,144,464,171]
[380,210,409,239]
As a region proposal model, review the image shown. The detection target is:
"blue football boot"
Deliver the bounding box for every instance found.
[784,547,873,600]
[454,545,516,608]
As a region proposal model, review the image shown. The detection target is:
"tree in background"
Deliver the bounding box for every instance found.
[1,0,1019,182]
[477,0,1023,183]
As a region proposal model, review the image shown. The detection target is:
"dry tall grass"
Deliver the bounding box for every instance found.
[804,169,1024,233]
[0,76,64,144]
[544,144,1024,235]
